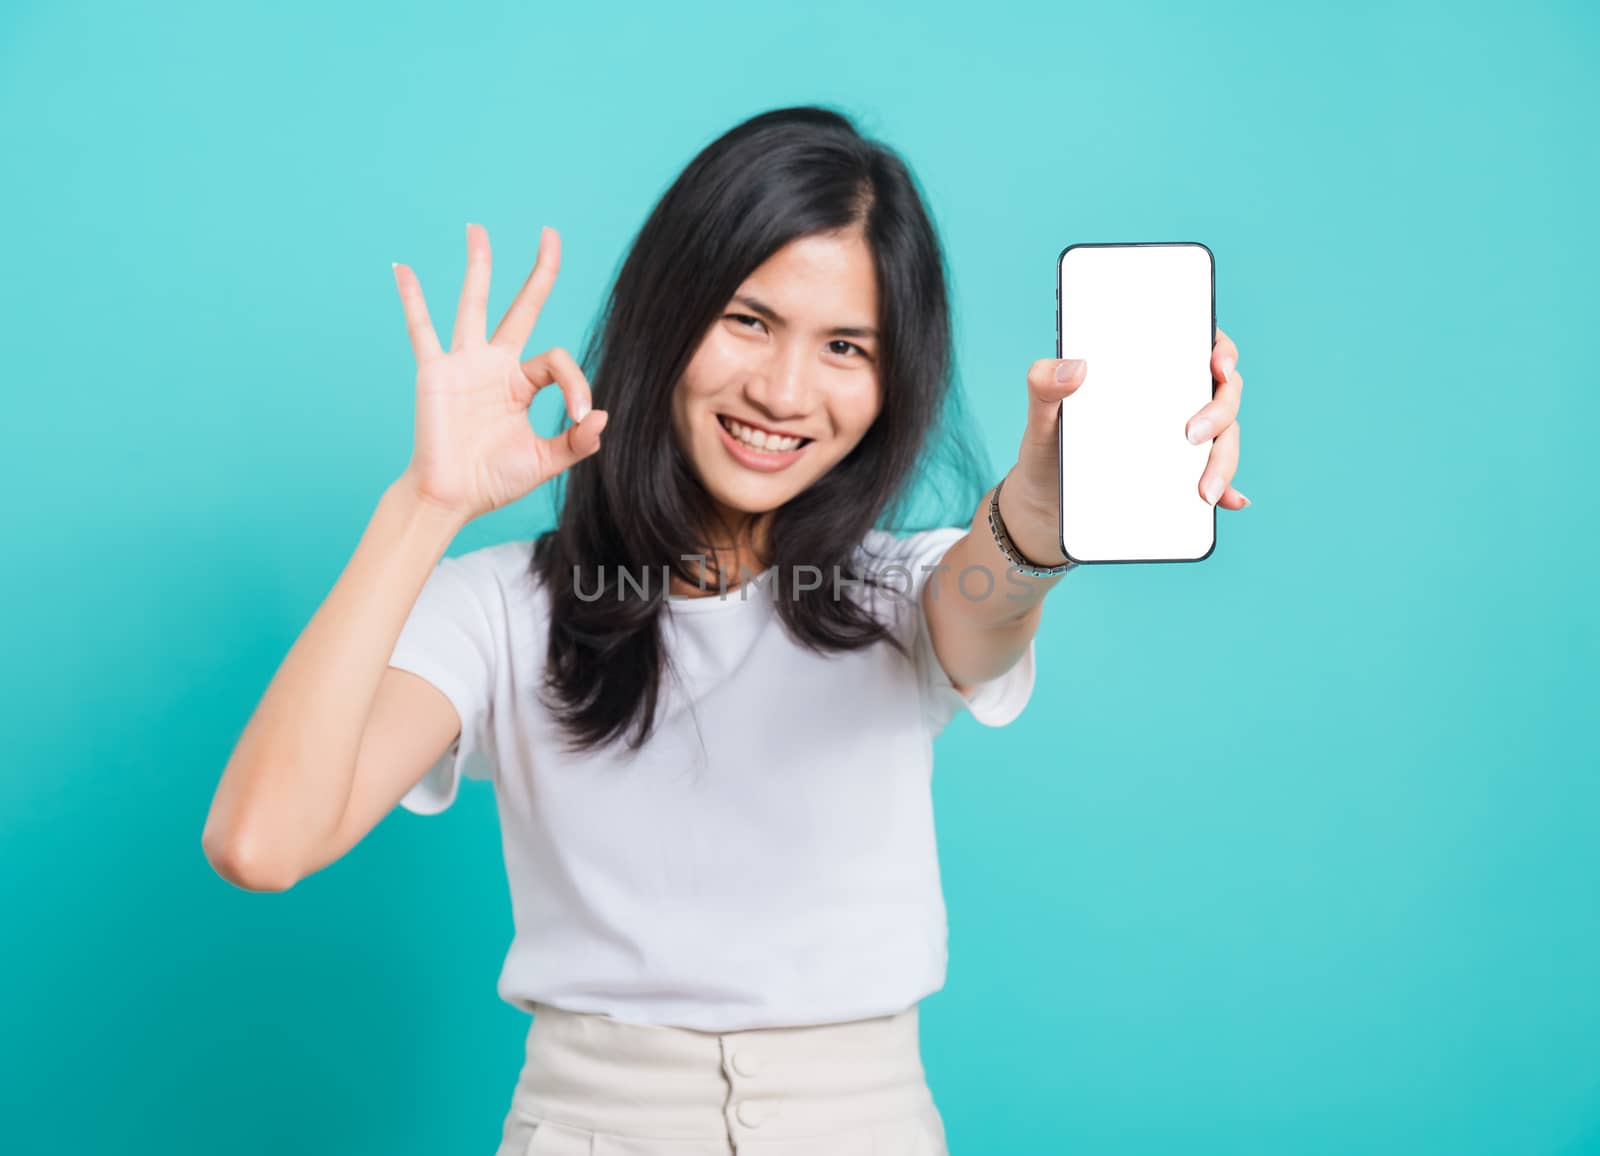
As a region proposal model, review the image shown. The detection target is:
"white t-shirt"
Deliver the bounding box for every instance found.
[386,526,1035,1031]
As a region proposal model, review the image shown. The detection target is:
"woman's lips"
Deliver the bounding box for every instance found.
[715,414,810,472]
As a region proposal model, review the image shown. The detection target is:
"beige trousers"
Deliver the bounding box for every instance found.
[493,1000,950,1155]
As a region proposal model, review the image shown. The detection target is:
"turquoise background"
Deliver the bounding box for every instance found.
[3,0,1595,1151]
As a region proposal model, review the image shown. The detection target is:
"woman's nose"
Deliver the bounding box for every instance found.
[745,349,812,417]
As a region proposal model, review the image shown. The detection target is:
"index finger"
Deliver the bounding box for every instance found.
[515,345,594,426]
[491,227,561,354]
[1212,325,1240,382]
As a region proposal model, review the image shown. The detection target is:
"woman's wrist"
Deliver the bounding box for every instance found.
[995,468,1072,569]
[383,471,470,554]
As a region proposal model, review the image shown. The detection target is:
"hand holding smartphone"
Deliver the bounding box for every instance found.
[1056,242,1217,564]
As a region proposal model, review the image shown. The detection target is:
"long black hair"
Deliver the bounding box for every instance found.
[530,104,990,755]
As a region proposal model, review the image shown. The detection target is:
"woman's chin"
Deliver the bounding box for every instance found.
[703,478,795,517]
[698,454,815,510]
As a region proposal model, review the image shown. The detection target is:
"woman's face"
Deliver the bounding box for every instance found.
[672,229,882,538]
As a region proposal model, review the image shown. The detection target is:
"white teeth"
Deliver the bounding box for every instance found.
[724,417,803,453]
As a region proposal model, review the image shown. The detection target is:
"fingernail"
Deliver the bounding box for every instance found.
[1187,419,1212,444]
[574,401,590,422]
[1056,359,1085,383]
[1238,492,1251,507]
[1219,356,1236,380]
[1203,476,1223,505]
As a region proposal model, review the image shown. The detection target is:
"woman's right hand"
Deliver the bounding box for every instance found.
[391,223,609,524]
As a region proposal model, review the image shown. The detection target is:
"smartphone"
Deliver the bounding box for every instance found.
[1056,241,1217,564]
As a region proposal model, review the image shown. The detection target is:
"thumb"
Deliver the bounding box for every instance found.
[1023,358,1088,447]
[541,408,609,479]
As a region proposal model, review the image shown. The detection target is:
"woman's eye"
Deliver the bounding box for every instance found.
[727,315,866,360]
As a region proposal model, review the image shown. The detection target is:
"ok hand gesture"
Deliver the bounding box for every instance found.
[392,223,608,524]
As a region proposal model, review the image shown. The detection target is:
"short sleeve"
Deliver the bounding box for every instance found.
[860,526,1038,736]
[387,549,501,815]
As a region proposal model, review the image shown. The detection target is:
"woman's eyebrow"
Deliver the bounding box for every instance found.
[732,293,878,339]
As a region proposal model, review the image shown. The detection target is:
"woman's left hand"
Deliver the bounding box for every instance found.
[1185,326,1248,510]
[1000,327,1250,565]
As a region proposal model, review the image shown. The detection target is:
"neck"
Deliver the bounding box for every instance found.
[671,507,772,597]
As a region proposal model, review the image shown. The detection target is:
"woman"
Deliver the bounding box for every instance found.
[203,105,1247,1155]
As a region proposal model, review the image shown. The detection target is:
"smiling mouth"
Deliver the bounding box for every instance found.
[716,414,814,454]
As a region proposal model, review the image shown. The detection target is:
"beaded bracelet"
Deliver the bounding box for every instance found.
[988,476,1078,577]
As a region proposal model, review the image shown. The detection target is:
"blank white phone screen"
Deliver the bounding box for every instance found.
[1057,242,1216,563]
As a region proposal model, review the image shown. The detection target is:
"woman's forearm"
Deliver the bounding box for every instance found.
[921,468,1069,690]
[201,474,463,889]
